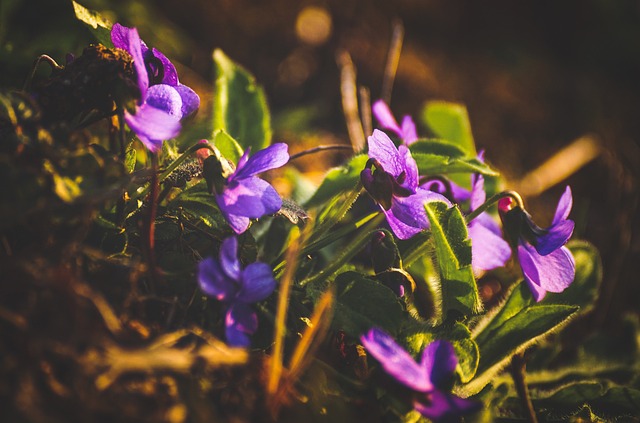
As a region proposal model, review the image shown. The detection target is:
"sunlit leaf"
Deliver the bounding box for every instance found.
[304,154,366,208]
[72,1,113,47]
[420,101,476,157]
[213,49,271,153]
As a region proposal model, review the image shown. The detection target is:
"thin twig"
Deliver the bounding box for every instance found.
[288,144,353,161]
[337,50,366,152]
[145,153,161,289]
[380,19,404,104]
[22,54,63,91]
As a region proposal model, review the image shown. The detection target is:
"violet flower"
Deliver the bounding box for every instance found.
[361,130,450,240]
[198,236,276,347]
[361,328,480,422]
[111,23,200,152]
[213,143,289,234]
[372,99,418,145]
[499,186,576,301]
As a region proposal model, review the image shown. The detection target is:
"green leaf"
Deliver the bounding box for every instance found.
[409,138,467,158]
[212,129,243,165]
[420,101,476,157]
[424,202,481,319]
[124,142,137,173]
[71,1,113,47]
[304,154,366,208]
[213,49,271,153]
[168,180,225,229]
[331,271,406,338]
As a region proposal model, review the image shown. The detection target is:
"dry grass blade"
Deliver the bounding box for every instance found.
[337,50,365,152]
[380,19,404,104]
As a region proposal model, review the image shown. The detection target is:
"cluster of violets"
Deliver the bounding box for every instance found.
[113,23,577,421]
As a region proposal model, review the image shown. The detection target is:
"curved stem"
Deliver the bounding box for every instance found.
[22,54,63,91]
[289,145,353,161]
[466,190,524,223]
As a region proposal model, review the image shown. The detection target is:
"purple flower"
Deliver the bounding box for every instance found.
[198,236,276,347]
[214,143,289,234]
[361,328,481,422]
[372,100,418,145]
[361,130,450,240]
[499,186,576,301]
[111,23,200,152]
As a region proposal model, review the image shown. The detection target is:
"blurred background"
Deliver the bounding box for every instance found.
[1,0,638,327]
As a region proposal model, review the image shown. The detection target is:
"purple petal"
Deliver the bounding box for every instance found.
[535,219,575,256]
[225,303,258,347]
[468,220,511,274]
[449,181,471,203]
[553,186,573,225]
[197,257,237,300]
[469,174,486,211]
[237,262,276,303]
[385,189,451,240]
[218,177,282,218]
[150,47,179,86]
[124,104,181,152]
[117,25,148,97]
[368,130,404,178]
[398,144,419,191]
[518,242,576,302]
[145,84,183,118]
[420,340,457,387]
[219,236,241,281]
[219,210,251,234]
[372,100,402,135]
[360,328,432,392]
[175,84,200,117]
[414,390,481,422]
[401,115,418,144]
[232,143,289,180]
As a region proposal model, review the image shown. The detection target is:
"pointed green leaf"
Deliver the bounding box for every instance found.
[72,1,113,47]
[421,101,476,157]
[332,271,405,338]
[124,142,137,173]
[304,154,367,208]
[213,49,271,152]
[212,128,243,165]
[425,202,481,318]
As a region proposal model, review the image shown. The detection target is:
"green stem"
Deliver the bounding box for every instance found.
[308,182,363,245]
[298,219,387,287]
[465,190,524,223]
[402,232,435,268]
[145,152,160,290]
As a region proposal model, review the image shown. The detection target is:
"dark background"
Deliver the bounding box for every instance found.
[1,0,638,325]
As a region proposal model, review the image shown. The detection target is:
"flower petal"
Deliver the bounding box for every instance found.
[360,328,432,392]
[111,24,148,97]
[237,262,276,303]
[225,303,258,347]
[150,47,179,86]
[398,144,418,191]
[232,143,289,180]
[468,220,511,274]
[553,186,573,225]
[197,257,237,300]
[413,390,481,422]
[385,189,451,240]
[175,84,200,117]
[124,104,181,152]
[368,130,404,178]
[219,210,251,234]
[401,115,418,144]
[535,219,575,256]
[372,100,401,135]
[220,236,241,281]
[518,242,576,302]
[420,340,457,388]
[218,177,282,218]
[145,84,183,118]
[469,174,486,211]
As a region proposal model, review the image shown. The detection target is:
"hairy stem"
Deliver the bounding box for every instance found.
[511,352,539,423]
[465,190,524,223]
